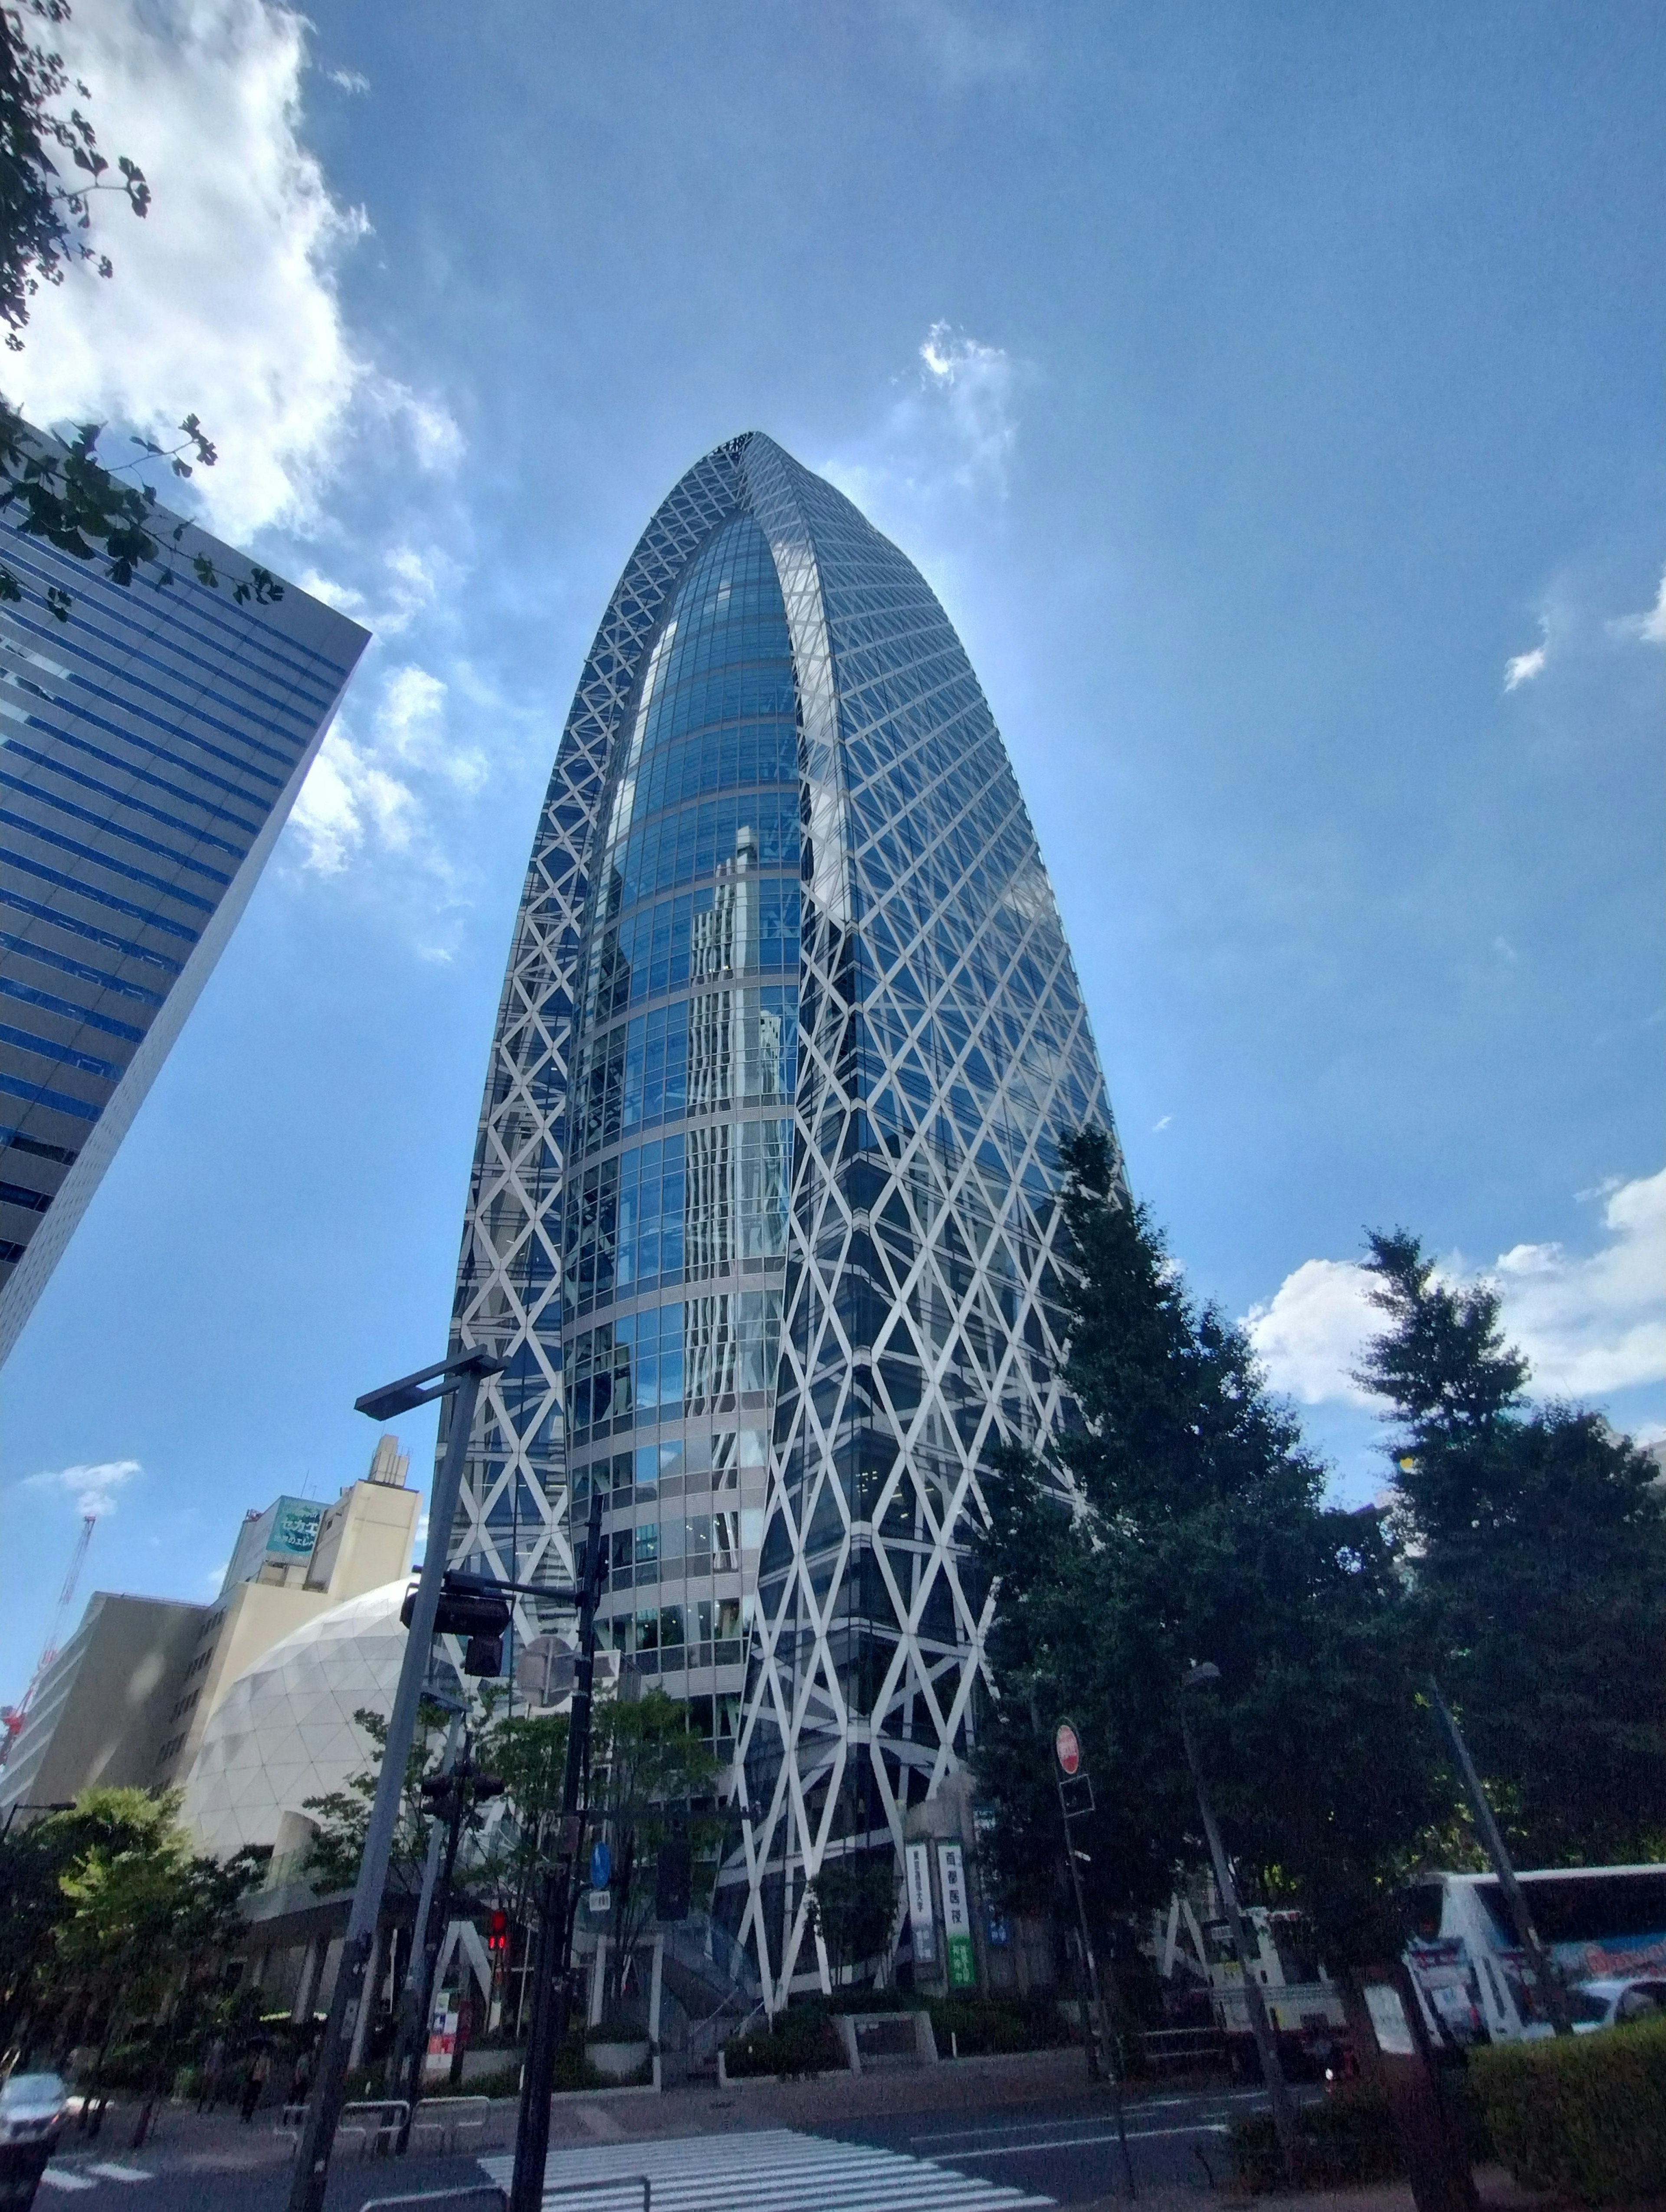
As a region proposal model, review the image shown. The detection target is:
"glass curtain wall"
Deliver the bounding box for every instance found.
[442,435,1120,2009]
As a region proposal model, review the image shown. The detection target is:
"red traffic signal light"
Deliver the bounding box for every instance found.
[487,1909,508,1954]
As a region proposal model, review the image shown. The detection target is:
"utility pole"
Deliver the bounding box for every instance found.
[509,1486,607,2212]
[389,1705,464,2146]
[1052,1721,1135,2200]
[1179,1666,1302,2184]
[1428,1678,1572,2037]
[285,1346,504,2212]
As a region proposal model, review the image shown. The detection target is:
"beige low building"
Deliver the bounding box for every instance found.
[0,1436,417,1830]
[151,1440,417,1791]
[0,1594,208,1818]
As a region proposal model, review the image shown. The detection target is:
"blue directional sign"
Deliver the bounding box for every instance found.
[589,1839,612,1891]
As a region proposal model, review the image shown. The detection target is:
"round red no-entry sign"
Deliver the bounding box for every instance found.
[1055,1721,1082,1777]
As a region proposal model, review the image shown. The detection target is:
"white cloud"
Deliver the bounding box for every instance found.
[1152,1114,1172,1132]
[287,723,417,877]
[1493,1167,1666,1395]
[22,1458,142,1518]
[822,321,1022,527]
[1245,1260,1379,1407]
[1503,619,1549,691]
[898,0,1033,85]
[1607,568,1666,648]
[325,65,369,93]
[916,323,1019,493]
[4,0,457,543]
[1246,1167,1666,1407]
[284,656,485,950]
[295,540,453,637]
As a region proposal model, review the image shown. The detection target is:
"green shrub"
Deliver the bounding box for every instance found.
[1230,2086,1406,2192]
[723,2004,845,2080]
[930,1997,1076,2056]
[1470,2018,1666,2204]
[463,2061,525,2099]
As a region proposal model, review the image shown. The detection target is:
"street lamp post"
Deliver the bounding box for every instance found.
[1427,1677,1572,2038]
[284,1345,505,2212]
[509,1486,607,2212]
[1178,1664,1302,2183]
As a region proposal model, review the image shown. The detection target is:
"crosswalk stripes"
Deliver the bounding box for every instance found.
[482,2125,1056,2212]
[37,2161,153,2192]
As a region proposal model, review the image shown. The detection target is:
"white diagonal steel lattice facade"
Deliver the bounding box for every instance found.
[441,434,1120,2008]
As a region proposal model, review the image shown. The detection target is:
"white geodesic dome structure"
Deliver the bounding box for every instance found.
[179,1581,410,1858]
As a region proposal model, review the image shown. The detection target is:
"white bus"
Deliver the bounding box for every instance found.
[1405,1864,1666,2044]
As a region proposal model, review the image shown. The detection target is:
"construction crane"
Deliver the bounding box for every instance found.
[0,1512,96,1769]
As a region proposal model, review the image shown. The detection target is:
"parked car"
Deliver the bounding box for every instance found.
[1564,1977,1666,2032]
[0,2076,67,2149]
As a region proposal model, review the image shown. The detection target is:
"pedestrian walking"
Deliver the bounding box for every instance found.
[197,2035,226,2114]
[238,2046,269,2123]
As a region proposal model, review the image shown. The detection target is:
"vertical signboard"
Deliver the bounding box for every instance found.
[938,1842,976,1989]
[905,1841,936,1964]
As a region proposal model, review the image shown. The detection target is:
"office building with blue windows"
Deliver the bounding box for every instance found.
[443,434,1117,2004]
[0,494,367,1365]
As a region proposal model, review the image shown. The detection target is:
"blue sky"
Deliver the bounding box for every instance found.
[2,0,1662,1699]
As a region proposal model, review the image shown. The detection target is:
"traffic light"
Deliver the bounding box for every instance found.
[486,1909,509,1957]
[400,1571,512,1643]
[419,1767,506,1818]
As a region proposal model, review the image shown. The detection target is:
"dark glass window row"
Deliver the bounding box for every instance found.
[0,579,302,778]
[567,1289,782,1436]
[619,718,797,827]
[569,1299,686,1430]
[0,1177,50,1213]
[638,659,797,762]
[571,1425,765,1506]
[0,1122,77,1166]
[604,789,799,915]
[0,972,144,1044]
[564,1117,792,1317]
[0,1065,102,1122]
[0,928,164,1008]
[0,545,346,745]
[0,532,346,706]
[0,814,215,917]
[583,878,799,1024]
[0,1018,124,1083]
[0,770,233,887]
[0,729,253,857]
[0,885,185,978]
[573,986,798,1155]
[1,677,280,820]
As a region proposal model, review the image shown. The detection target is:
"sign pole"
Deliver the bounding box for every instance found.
[1053,1721,1135,2199]
[509,1487,606,2212]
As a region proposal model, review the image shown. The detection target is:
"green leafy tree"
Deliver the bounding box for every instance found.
[1359,1229,1666,1863]
[4,1787,257,2119]
[472,1705,567,2012]
[973,1131,1443,1971]
[301,1702,452,1897]
[0,1786,167,2053]
[0,2,280,615]
[590,1690,720,2026]
[0,0,149,343]
[807,1854,897,1991]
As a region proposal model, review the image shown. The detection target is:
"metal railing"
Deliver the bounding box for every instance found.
[357,2189,507,2212]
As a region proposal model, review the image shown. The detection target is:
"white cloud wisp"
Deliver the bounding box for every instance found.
[6,0,456,542]
[822,321,1022,531]
[1608,569,1666,649]
[1246,1167,1666,1410]
[22,1458,143,1518]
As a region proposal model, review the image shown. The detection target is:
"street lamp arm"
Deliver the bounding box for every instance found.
[355,1347,507,1423]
